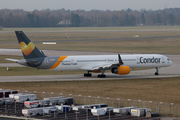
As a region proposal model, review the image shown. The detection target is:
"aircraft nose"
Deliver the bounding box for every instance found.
[169,60,173,65]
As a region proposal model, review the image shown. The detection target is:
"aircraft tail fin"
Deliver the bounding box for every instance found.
[15,31,45,59]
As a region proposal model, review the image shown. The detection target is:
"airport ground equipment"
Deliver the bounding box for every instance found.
[131,108,151,117]
[55,105,71,113]
[91,107,107,116]
[22,108,38,116]
[63,97,74,105]
[102,107,114,115]
[43,108,60,117]
[0,89,18,98]
[44,96,74,105]
[9,93,37,102]
[122,107,137,115]
[113,107,130,115]
[22,106,55,117]
[24,100,49,108]
[44,96,66,104]
[131,108,152,117]
[72,105,84,111]
[72,104,108,111]
[0,100,3,105]
[0,98,14,105]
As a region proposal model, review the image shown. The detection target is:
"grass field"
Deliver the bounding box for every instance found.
[0,27,180,54]
[0,77,180,104]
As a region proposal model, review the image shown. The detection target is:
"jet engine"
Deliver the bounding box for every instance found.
[111,66,130,75]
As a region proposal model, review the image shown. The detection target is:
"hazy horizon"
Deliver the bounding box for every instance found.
[0,0,180,11]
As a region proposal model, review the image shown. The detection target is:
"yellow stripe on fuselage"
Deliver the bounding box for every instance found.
[49,56,67,69]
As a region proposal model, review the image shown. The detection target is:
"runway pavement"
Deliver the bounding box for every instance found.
[0,49,179,82]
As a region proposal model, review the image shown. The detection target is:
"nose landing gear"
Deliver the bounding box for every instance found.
[155,67,159,75]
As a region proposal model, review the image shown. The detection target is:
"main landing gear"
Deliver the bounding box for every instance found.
[97,74,106,78]
[155,67,159,75]
[84,71,92,77]
[84,69,107,78]
[97,69,106,78]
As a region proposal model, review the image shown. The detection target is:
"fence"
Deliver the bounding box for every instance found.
[19,90,180,117]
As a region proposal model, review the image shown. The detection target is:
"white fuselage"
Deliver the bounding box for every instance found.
[51,54,172,71]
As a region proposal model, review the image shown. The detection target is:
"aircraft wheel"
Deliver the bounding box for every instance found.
[155,72,159,75]
[84,73,92,77]
[98,74,106,78]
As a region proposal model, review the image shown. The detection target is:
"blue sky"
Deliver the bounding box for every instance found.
[0,0,180,11]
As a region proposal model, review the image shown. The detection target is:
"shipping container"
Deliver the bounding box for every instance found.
[14,94,28,102]
[72,105,84,111]
[10,93,36,102]
[62,97,74,105]
[131,108,145,117]
[55,105,71,113]
[0,89,18,98]
[0,92,3,98]
[122,107,137,115]
[91,108,106,116]
[44,96,65,105]
[113,108,129,115]
[102,107,114,115]
[22,108,38,116]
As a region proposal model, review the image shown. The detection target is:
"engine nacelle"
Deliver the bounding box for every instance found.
[111,66,130,75]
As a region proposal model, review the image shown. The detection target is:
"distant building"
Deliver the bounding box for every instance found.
[58,20,71,25]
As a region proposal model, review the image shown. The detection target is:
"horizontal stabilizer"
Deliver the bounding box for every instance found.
[5,58,19,62]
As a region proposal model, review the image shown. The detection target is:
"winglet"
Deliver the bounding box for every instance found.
[118,54,124,65]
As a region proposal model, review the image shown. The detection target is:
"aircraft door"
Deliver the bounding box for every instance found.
[45,58,49,65]
[71,59,74,65]
[162,57,165,63]
[137,57,140,64]
[71,59,77,65]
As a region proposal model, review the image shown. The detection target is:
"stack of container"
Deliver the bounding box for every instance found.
[9,93,37,102]
[113,107,137,115]
[131,108,151,117]
[55,105,71,113]
[91,107,106,116]
[0,89,18,98]
[24,100,49,108]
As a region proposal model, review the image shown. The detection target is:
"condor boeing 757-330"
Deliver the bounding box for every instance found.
[6,31,173,78]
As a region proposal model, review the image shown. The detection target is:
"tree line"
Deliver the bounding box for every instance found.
[0,8,180,27]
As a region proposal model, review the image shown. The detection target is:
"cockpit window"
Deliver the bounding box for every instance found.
[167,58,169,61]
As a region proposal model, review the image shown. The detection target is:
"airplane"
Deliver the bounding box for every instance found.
[6,31,173,78]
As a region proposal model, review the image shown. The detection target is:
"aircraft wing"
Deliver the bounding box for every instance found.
[80,54,123,71]
[5,58,19,62]
[80,63,119,71]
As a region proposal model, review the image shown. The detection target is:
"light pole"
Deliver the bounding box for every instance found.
[51,92,54,97]
[117,98,120,108]
[127,99,132,106]
[138,100,141,108]
[106,97,109,106]
[88,96,91,104]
